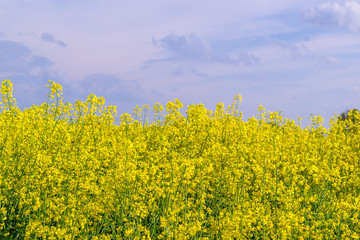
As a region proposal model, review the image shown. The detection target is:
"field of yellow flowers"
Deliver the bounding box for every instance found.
[0,79,359,239]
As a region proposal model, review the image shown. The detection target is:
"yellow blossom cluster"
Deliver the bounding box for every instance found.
[0,79,359,239]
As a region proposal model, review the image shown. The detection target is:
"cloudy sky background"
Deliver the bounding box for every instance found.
[1,0,360,127]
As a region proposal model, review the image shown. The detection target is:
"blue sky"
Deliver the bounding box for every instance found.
[1,0,360,127]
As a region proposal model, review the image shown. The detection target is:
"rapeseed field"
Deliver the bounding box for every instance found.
[0,79,359,239]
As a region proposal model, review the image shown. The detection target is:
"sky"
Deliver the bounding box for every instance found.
[1,0,360,127]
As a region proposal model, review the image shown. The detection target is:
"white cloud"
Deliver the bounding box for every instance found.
[303,0,360,32]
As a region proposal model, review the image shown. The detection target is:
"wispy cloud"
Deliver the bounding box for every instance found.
[191,68,208,77]
[170,68,184,76]
[269,37,311,58]
[303,0,360,32]
[152,32,212,61]
[237,52,262,65]
[41,32,66,47]
[152,32,260,66]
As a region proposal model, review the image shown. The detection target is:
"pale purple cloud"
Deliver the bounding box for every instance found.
[191,68,208,77]
[41,32,66,47]
[152,32,212,61]
[170,68,184,76]
[152,32,260,66]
